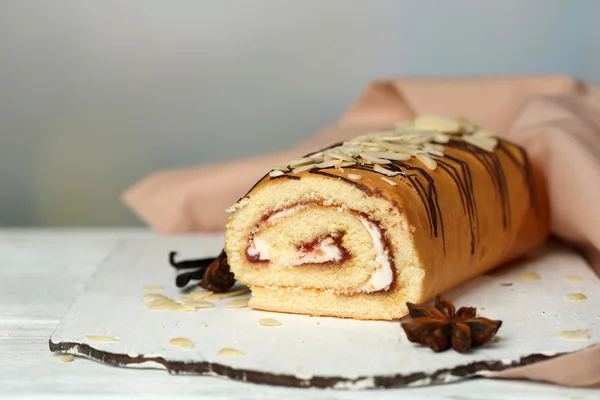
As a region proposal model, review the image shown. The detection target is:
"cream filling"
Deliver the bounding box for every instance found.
[247,206,393,293]
[248,236,344,266]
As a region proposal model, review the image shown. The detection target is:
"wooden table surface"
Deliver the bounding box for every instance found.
[1,228,597,399]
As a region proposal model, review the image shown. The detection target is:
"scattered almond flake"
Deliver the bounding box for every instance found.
[347,174,362,180]
[360,152,391,164]
[292,164,317,174]
[59,355,74,363]
[519,272,540,281]
[178,296,191,303]
[403,133,432,145]
[142,294,169,305]
[143,285,164,291]
[328,151,354,162]
[259,318,282,327]
[169,337,195,349]
[149,299,180,310]
[463,135,498,152]
[271,166,290,172]
[380,177,397,186]
[225,298,250,309]
[376,141,416,154]
[86,335,118,343]
[219,347,245,357]
[373,164,400,177]
[565,275,582,282]
[190,291,214,301]
[414,114,461,133]
[416,153,437,170]
[193,300,215,309]
[205,287,251,301]
[597,314,600,319]
[369,151,411,161]
[316,160,342,169]
[472,128,496,138]
[288,157,314,168]
[269,170,285,177]
[433,133,451,143]
[200,322,208,328]
[173,304,197,312]
[565,293,587,301]
[422,144,445,157]
[557,330,590,341]
[339,161,355,168]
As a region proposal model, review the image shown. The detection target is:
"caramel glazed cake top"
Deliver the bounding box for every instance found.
[227,114,538,256]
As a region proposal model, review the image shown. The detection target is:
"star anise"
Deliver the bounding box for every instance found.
[400,295,502,353]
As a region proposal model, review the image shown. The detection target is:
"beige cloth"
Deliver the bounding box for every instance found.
[123,75,600,388]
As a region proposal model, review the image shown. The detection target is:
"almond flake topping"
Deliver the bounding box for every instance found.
[262,115,498,186]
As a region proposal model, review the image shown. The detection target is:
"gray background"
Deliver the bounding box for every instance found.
[2,0,599,227]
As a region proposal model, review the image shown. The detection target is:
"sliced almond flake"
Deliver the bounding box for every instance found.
[193,300,215,309]
[414,114,461,133]
[472,129,496,138]
[359,152,391,164]
[314,160,341,169]
[565,275,582,282]
[416,153,438,170]
[59,355,74,363]
[169,337,195,349]
[380,177,397,186]
[205,287,251,301]
[190,291,214,301]
[309,155,325,164]
[271,166,290,171]
[371,151,411,161]
[378,136,409,142]
[292,164,317,174]
[565,293,587,301]
[142,294,169,305]
[373,164,400,177]
[308,151,323,158]
[149,299,180,310]
[269,170,285,177]
[557,330,590,341]
[347,174,362,180]
[424,143,445,153]
[403,133,433,145]
[328,151,354,162]
[375,141,417,155]
[463,135,498,152]
[339,161,356,168]
[421,148,444,157]
[288,157,315,168]
[225,298,250,309]
[259,318,282,327]
[173,304,196,312]
[433,133,451,143]
[200,322,208,328]
[219,347,245,357]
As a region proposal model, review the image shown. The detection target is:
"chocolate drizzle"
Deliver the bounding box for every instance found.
[303,138,537,255]
[446,141,512,230]
[436,155,479,254]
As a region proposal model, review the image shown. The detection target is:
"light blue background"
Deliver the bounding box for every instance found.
[1,0,599,227]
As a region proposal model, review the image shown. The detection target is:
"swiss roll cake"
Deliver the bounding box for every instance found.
[223,115,550,320]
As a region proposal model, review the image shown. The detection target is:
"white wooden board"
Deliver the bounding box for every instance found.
[49,237,600,389]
